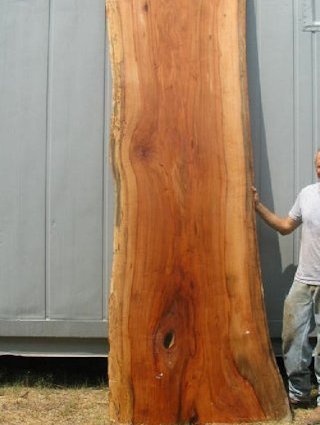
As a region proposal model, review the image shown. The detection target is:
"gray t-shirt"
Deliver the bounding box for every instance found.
[289,183,320,285]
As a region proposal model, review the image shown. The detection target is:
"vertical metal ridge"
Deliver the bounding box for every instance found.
[102,1,108,322]
[254,0,262,243]
[257,0,262,197]
[45,0,53,320]
[312,32,319,173]
[293,0,299,195]
[313,33,320,154]
[293,0,299,264]
[312,32,316,176]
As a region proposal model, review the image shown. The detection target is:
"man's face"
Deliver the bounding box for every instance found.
[316,153,320,180]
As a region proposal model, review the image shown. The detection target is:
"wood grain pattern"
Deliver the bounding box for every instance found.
[106,1,291,424]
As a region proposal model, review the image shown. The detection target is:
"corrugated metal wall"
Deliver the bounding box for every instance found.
[248,0,320,339]
[0,0,113,356]
[0,0,319,355]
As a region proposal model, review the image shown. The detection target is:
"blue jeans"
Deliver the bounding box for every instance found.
[282,280,320,405]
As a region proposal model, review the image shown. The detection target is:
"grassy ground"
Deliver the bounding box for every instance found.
[0,387,109,425]
[0,356,317,424]
[0,356,109,425]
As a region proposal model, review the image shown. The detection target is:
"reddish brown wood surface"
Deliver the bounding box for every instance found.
[106,1,291,424]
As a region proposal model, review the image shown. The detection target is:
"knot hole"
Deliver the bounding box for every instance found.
[163,331,175,349]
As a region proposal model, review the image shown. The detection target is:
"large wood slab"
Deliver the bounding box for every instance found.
[106,1,291,424]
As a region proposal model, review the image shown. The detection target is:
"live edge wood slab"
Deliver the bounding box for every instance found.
[106,1,291,424]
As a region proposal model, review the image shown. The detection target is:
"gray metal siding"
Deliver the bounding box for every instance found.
[46,0,106,320]
[248,0,320,337]
[0,0,319,355]
[0,0,49,319]
[0,0,110,347]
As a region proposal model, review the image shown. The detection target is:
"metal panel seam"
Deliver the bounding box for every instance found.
[45,0,53,320]
[102,2,107,322]
[312,33,319,165]
[293,0,299,264]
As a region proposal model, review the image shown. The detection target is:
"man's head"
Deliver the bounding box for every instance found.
[316,149,320,179]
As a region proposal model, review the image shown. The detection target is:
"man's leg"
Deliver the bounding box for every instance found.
[282,280,314,403]
[312,287,320,405]
[300,286,320,425]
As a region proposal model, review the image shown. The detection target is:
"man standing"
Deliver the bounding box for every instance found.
[253,150,320,424]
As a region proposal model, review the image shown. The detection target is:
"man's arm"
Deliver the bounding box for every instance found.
[252,187,300,235]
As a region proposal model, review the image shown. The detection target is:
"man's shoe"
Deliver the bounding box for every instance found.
[303,406,320,425]
[289,397,310,409]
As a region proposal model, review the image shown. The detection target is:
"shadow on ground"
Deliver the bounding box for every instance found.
[0,354,316,394]
[0,355,108,388]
